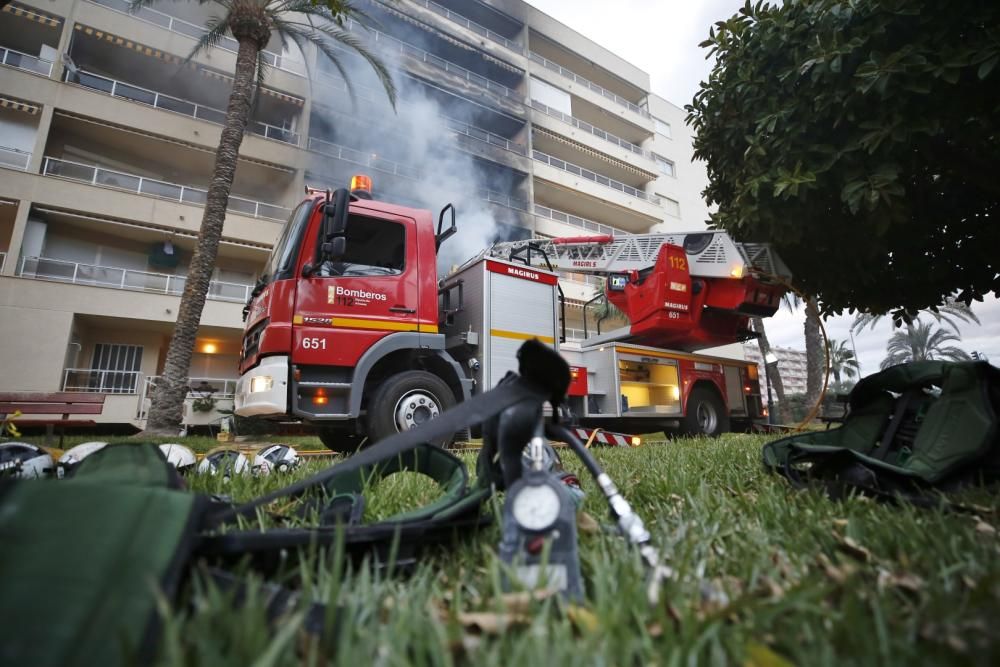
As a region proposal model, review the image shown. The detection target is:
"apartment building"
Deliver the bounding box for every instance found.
[0,0,714,427]
[743,344,809,398]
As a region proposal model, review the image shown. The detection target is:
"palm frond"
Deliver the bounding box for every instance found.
[187,14,234,63]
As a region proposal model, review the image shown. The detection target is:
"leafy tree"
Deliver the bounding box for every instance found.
[687,0,1000,319]
[141,0,396,434]
[827,338,860,384]
[880,319,971,369]
[851,297,980,334]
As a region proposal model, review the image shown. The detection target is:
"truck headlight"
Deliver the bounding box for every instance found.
[250,376,273,393]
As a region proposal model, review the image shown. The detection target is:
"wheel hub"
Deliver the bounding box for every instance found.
[394,390,441,431]
[697,402,718,434]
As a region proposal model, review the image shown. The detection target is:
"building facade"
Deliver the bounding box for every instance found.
[0,0,715,427]
[743,344,809,398]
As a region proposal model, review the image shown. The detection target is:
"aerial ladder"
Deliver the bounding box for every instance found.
[477,231,792,352]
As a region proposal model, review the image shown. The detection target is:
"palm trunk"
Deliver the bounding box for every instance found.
[752,316,792,423]
[803,298,825,412]
[143,38,259,434]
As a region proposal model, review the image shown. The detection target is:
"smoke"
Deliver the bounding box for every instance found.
[304,4,529,275]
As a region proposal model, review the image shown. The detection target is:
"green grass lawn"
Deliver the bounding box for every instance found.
[35,433,1000,665]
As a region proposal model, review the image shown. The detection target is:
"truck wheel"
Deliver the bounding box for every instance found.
[318,427,366,454]
[368,371,456,446]
[682,386,730,437]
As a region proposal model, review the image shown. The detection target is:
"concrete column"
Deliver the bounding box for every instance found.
[26,104,54,175]
[2,200,32,277]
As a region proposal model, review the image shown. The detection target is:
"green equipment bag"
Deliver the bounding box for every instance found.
[763,361,1000,501]
[763,360,1000,501]
[0,344,558,667]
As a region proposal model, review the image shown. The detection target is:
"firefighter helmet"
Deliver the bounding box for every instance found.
[0,442,54,479]
[197,449,249,478]
[256,444,300,473]
[159,443,197,472]
[58,441,109,476]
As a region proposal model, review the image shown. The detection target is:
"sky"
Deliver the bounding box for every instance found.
[527,0,999,371]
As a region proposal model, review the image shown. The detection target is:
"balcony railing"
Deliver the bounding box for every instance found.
[308,137,528,212]
[532,150,661,205]
[17,256,254,303]
[63,368,142,394]
[404,0,522,51]
[528,51,649,119]
[0,146,31,171]
[83,0,303,76]
[530,99,650,158]
[341,17,522,101]
[533,204,626,236]
[42,156,290,221]
[0,45,53,77]
[66,70,300,145]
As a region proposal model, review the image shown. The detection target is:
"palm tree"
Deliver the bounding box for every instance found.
[880,319,972,370]
[853,297,980,335]
[827,339,860,385]
[141,0,396,434]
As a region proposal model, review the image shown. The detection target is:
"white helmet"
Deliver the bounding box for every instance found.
[58,441,109,476]
[256,444,300,473]
[250,454,272,476]
[159,444,197,472]
[0,442,55,479]
[197,449,249,478]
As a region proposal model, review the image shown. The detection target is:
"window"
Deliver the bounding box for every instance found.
[90,343,142,393]
[529,76,572,115]
[662,197,681,219]
[267,200,313,282]
[324,214,406,276]
[653,117,672,139]
[654,154,676,178]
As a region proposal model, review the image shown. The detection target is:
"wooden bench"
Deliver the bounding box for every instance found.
[0,392,108,446]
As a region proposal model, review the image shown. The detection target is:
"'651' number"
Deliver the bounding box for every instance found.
[302,337,327,350]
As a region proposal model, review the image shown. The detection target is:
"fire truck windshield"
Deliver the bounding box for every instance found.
[320,214,405,277]
[264,199,313,285]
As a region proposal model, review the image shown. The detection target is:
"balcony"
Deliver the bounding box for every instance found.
[65,70,299,145]
[41,157,291,221]
[0,145,31,171]
[17,256,254,304]
[533,204,627,237]
[307,137,529,212]
[339,16,522,102]
[408,0,522,51]
[532,150,659,205]
[529,52,648,118]
[530,99,650,159]
[0,44,53,77]
[82,0,303,77]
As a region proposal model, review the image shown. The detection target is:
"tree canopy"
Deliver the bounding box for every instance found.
[687,0,999,318]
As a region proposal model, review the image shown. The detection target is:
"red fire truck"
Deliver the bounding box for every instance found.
[235,177,789,450]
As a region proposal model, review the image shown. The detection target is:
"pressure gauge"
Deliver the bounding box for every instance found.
[510,482,562,531]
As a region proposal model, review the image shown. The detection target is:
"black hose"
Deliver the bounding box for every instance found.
[546,423,603,481]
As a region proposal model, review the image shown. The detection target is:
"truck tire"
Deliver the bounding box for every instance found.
[367,370,456,446]
[681,385,730,437]
[318,427,366,454]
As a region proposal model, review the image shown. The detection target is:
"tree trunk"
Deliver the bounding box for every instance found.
[752,316,792,423]
[803,297,825,413]
[142,38,259,435]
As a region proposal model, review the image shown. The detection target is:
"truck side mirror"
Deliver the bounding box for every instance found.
[328,236,346,260]
[318,188,351,263]
[436,203,457,251]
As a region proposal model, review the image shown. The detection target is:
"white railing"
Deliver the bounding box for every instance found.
[404,0,521,51]
[529,51,649,119]
[42,156,290,221]
[63,368,142,394]
[530,99,650,158]
[17,256,254,303]
[0,45,53,77]
[533,204,626,237]
[532,149,661,205]
[340,16,521,100]
[65,69,300,146]
[83,0,304,76]
[307,137,528,212]
[0,146,31,171]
